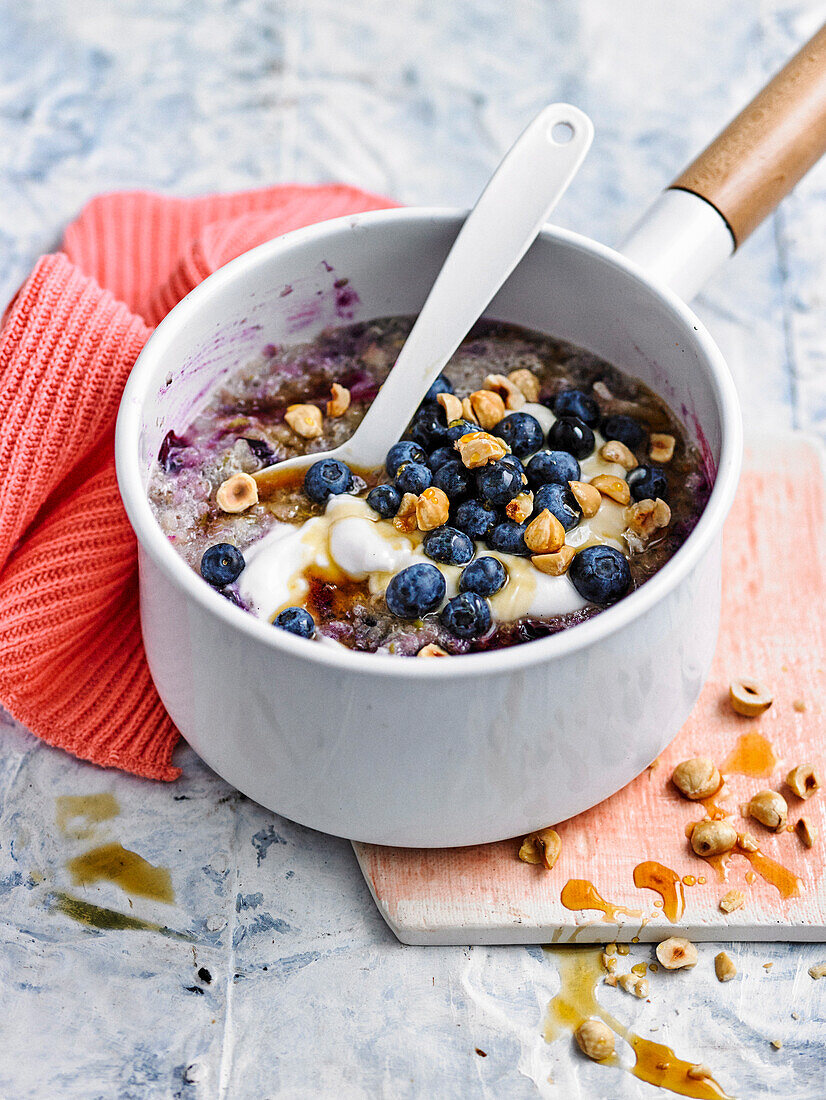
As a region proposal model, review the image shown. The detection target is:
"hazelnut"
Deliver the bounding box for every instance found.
[416,486,450,531]
[618,974,648,998]
[604,973,618,987]
[589,474,631,505]
[719,889,745,914]
[469,389,506,430]
[215,472,259,514]
[285,403,323,438]
[326,382,351,417]
[649,433,676,463]
[600,440,638,470]
[461,396,479,424]
[568,480,601,518]
[518,827,561,870]
[656,936,698,970]
[747,790,788,832]
[531,546,575,576]
[524,508,566,554]
[454,431,509,468]
[729,677,773,717]
[626,497,671,539]
[417,643,449,658]
[737,831,759,852]
[393,492,419,533]
[808,962,826,980]
[507,368,540,403]
[574,1018,615,1062]
[786,764,821,801]
[690,819,737,857]
[505,491,534,524]
[796,817,817,849]
[714,952,737,982]
[671,757,721,801]
[601,953,617,974]
[484,373,526,411]
[437,392,463,424]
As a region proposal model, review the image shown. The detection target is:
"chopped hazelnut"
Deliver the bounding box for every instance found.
[786,764,821,801]
[649,433,676,463]
[574,1018,615,1062]
[618,973,648,998]
[285,403,323,438]
[393,492,419,533]
[531,546,575,576]
[600,440,638,470]
[796,816,817,848]
[437,392,463,424]
[568,480,601,518]
[484,373,525,411]
[215,472,259,513]
[729,677,773,717]
[719,889,745,914]
[656,937,698,970]
[737,831,759,852]
[747,790,788,832]
[326,382,351,417]
[506,491,534,524]
[524,508,566,554]
[469,389,507,430]
[590,474,631,505]
[808,962,826,980]
[690,819,737,857]
[518,826,561,870]
[507,368,540,402]
[416,486,450,531]
[601,953,618,973]
[454,431,509,468]
[714,952,737,982]
[626,497,671,540]
[671,757,721,801]
[770,1040,783,1050]
[604,973,618,987]
[461,396,479,424]
[417,643,449,658]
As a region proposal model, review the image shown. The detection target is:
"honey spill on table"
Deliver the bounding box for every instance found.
[560,879,643,922]
[633,862,685,922]
[48,892,193,940]
[721,731,777,778]
[543,948,732,1099]
[55,794,120,839]
[66,843,175,904]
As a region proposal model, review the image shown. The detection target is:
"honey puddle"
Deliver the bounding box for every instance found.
[67,843,175,905]
[633,862,685,922]
[544,949,732,1099]
[49,892,193,940]
[56,794,120,839]
[560,879,643,923]
[721,732,777,778]
[739,848,801,899]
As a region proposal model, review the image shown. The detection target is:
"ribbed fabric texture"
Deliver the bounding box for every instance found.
[0,184,396,779]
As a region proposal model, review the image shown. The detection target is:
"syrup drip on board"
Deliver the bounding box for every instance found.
[544,948,732,1099]
[633,862,685,922]
[721,731,777,778]
[66,843,175,905]
[560,880,643,923]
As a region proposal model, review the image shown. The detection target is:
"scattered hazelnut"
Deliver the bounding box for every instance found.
[454,431,509,468]
[770,1040,783,1050]
[507,368,540,402]
[729,677,773,717]
[600,440,638,470]
[469,389,507,430]
[747,790,788,832]
[417,643,449,658]
[618,974,648,998]
[484,373,525,410]
[737,831,759,852]
[531,546,575,576]
[215,472,259,513]
[649,433,676,463]
[437,392,463,424]
[518,827,561,871]
[656,936,698,970]
[671,757,721,801]
[574,1018,615,1062]
[568,480,601,518]
[393,492,419,533]
[601,953,617,973]
[786,764,821,801]
[416,486,450,531]
[626,497,671,539]
[461,396,479,424]
[604,973,618,987]
[326,382,351,417]
[690,819,737,857]
[714,952,737,982]
[808,962,826,980]
[589,474,631,505]
[505,491,534,524]
[719,889,745,914]
[285,403,323,438]
[524,508,566,554]
[796,817,817,849]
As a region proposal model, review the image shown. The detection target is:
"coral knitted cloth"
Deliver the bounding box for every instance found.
[0,185,395,780]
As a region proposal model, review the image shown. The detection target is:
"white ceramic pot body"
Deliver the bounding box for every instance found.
[116,209,741,846]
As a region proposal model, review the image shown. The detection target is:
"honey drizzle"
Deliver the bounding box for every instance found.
[633,862,685,923]
[560,879,643,923]
[544,948,732,1099]
[721,732,777,778]
[739,848,802,899]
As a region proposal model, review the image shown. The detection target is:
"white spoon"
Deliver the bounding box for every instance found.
[255,102,593,488]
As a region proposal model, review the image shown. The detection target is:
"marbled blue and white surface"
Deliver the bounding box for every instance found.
[1,1,825,1096]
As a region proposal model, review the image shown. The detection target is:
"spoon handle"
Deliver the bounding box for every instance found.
[345,102,593,469]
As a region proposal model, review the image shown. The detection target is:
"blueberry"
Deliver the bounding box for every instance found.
[423,525,475,566]
[546,416,595,459]
[423,373,454,403]
[367,484,401,518]
[385,441,427,477]
[526,449,580,489]
[492,412,544,457]
[432,460,472,501]
[459,556,507,597]
[385,563,446,619]
[569,545,631,605]
[533,483,582,531]
[627,465,669,502]
[427,445,455,471]
[602,414,646,450]
[487,521,530,556]
[395,461,432,495]
[454,498,498,539]
[440,592,491,639]
[304,458,353,503]
[552,389,600,427]
[200,543,245,587]
[499,453,525,478]
[475,460,523,506]
[408,406,447,449]
[273,607,315,638]
[444,418,478,443]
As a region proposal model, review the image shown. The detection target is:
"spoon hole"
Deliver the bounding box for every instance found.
[551,120,575,145]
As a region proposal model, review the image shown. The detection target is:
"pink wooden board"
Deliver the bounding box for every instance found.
[354,432,826,944]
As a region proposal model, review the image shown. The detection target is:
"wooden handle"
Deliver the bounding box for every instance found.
[670,22,826,246]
